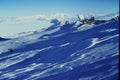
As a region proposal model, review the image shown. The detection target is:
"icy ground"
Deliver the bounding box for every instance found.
[0,15,119,80]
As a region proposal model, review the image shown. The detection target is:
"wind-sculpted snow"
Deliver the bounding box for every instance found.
[0,19,119,80]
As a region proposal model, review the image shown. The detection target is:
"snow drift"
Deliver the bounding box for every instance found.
[0,13,119,80]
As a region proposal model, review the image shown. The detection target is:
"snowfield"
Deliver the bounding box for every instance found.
[0,14,119,80]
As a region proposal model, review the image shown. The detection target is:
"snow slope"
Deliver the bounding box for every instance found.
[0,15,119,80]
[95,12,119,20]
[0,37,9,41]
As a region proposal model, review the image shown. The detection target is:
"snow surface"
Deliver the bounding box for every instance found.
[0,14,119,80]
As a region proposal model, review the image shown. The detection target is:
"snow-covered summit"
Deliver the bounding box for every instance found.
[7,12,119,39]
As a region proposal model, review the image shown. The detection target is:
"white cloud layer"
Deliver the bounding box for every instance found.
[0,13,78,24]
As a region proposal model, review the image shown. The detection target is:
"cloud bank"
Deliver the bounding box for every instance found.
[0,13,78,24]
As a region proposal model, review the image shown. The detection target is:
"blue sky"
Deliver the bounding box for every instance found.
[0,0,119,37]
[0,0,119,16]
